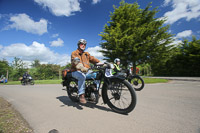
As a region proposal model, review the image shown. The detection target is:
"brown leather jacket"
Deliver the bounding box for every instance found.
[71,49,100,71]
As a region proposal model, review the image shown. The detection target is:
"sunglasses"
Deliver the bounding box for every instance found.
[80,43,86,46]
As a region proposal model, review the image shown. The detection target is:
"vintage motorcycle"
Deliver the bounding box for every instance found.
[21,76,34,85]
[62,63,137,114]
[113,67,144,91]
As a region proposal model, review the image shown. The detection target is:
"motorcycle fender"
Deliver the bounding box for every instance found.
[101,83,108,104]
[62,79,71,87]
[130,75,140,79]
[108,75,126,82]
[62,80,68,87]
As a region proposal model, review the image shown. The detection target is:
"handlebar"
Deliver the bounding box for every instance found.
[91,62,114,70]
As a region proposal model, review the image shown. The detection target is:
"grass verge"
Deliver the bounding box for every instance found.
[0,97,33,133]
[143,77,169,84]
[2,79,62,85]
[1,78,168,85]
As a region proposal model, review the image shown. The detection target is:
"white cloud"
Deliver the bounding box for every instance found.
[34,0,81,17]
[167,30,192,47]
[176,30,192,38]
[163,0,200,24]
[0,43,105,66]
[0,45,3,49]
[50,38,64,47]
[0,41,70,66]
[166,37,183,47]
[92,0,101,4]
[171,39,182,46]
[163,0,171,6]
[85,46,104,59]
[8,13,48,35]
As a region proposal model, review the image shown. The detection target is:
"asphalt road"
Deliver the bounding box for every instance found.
[0,80,200,133]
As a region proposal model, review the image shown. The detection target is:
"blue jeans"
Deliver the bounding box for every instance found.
[72,71,86,96]
[72,71,100,96]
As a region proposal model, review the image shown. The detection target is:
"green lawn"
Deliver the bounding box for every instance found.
[1,79,62,85]
[1,78,168,85]
[143,77,169,83]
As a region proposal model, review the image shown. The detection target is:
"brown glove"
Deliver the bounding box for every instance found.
[76,63,89,72]
[81,67,89,72]
[73,57,80,65]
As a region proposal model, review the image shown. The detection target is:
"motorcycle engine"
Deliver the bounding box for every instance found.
[88,84,97,92]
[86,83,98,102]
[90,92,96,101]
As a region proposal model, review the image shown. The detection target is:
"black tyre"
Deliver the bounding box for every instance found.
[66,80,79,102]
[30,80,34,85]
[128,75,144,91]
[21,80,25,85]
[103,80,137,114]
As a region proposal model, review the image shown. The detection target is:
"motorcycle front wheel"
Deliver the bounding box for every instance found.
[30,79,34,85]
[102,80,137,114]
[128,75,144,91]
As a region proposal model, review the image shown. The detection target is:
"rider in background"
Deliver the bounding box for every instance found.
[22,72,30,81]
[112,58,121,75]
[129,63,140,75]
[131,67,139,74]
[71,39,100,104]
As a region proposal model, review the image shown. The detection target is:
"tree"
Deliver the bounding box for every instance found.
[61,63,71,70]
[10,57,27,81]
[99,1,173,74]
[11,57,25,69]
[31,59,41,68]
[166,36,200,76]
[0,59,10,78]
[35,64,61,80]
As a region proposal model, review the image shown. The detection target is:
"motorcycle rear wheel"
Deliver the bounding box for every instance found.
[30,80,34,85]
[66,80,79,102]
[21,80,26,85]
[103,80,137,114]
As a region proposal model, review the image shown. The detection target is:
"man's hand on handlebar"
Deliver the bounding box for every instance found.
[96,62,104,66]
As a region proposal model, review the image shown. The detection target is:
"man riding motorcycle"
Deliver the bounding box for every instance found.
[71,39,100,104]
[22,72,30,81]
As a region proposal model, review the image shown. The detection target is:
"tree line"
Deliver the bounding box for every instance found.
[0,58,71,81]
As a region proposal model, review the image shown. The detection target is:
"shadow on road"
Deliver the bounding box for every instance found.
[56,96,112,113]
[56,96,83,110]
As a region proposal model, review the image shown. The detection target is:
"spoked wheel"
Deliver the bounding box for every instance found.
[30,80,34,85]
[66,80,79,102]
[103,80,137,114]
[21,80,26,85]
[128,75,144,91]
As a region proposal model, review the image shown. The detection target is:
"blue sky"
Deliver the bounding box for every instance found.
[0,0,200,67]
